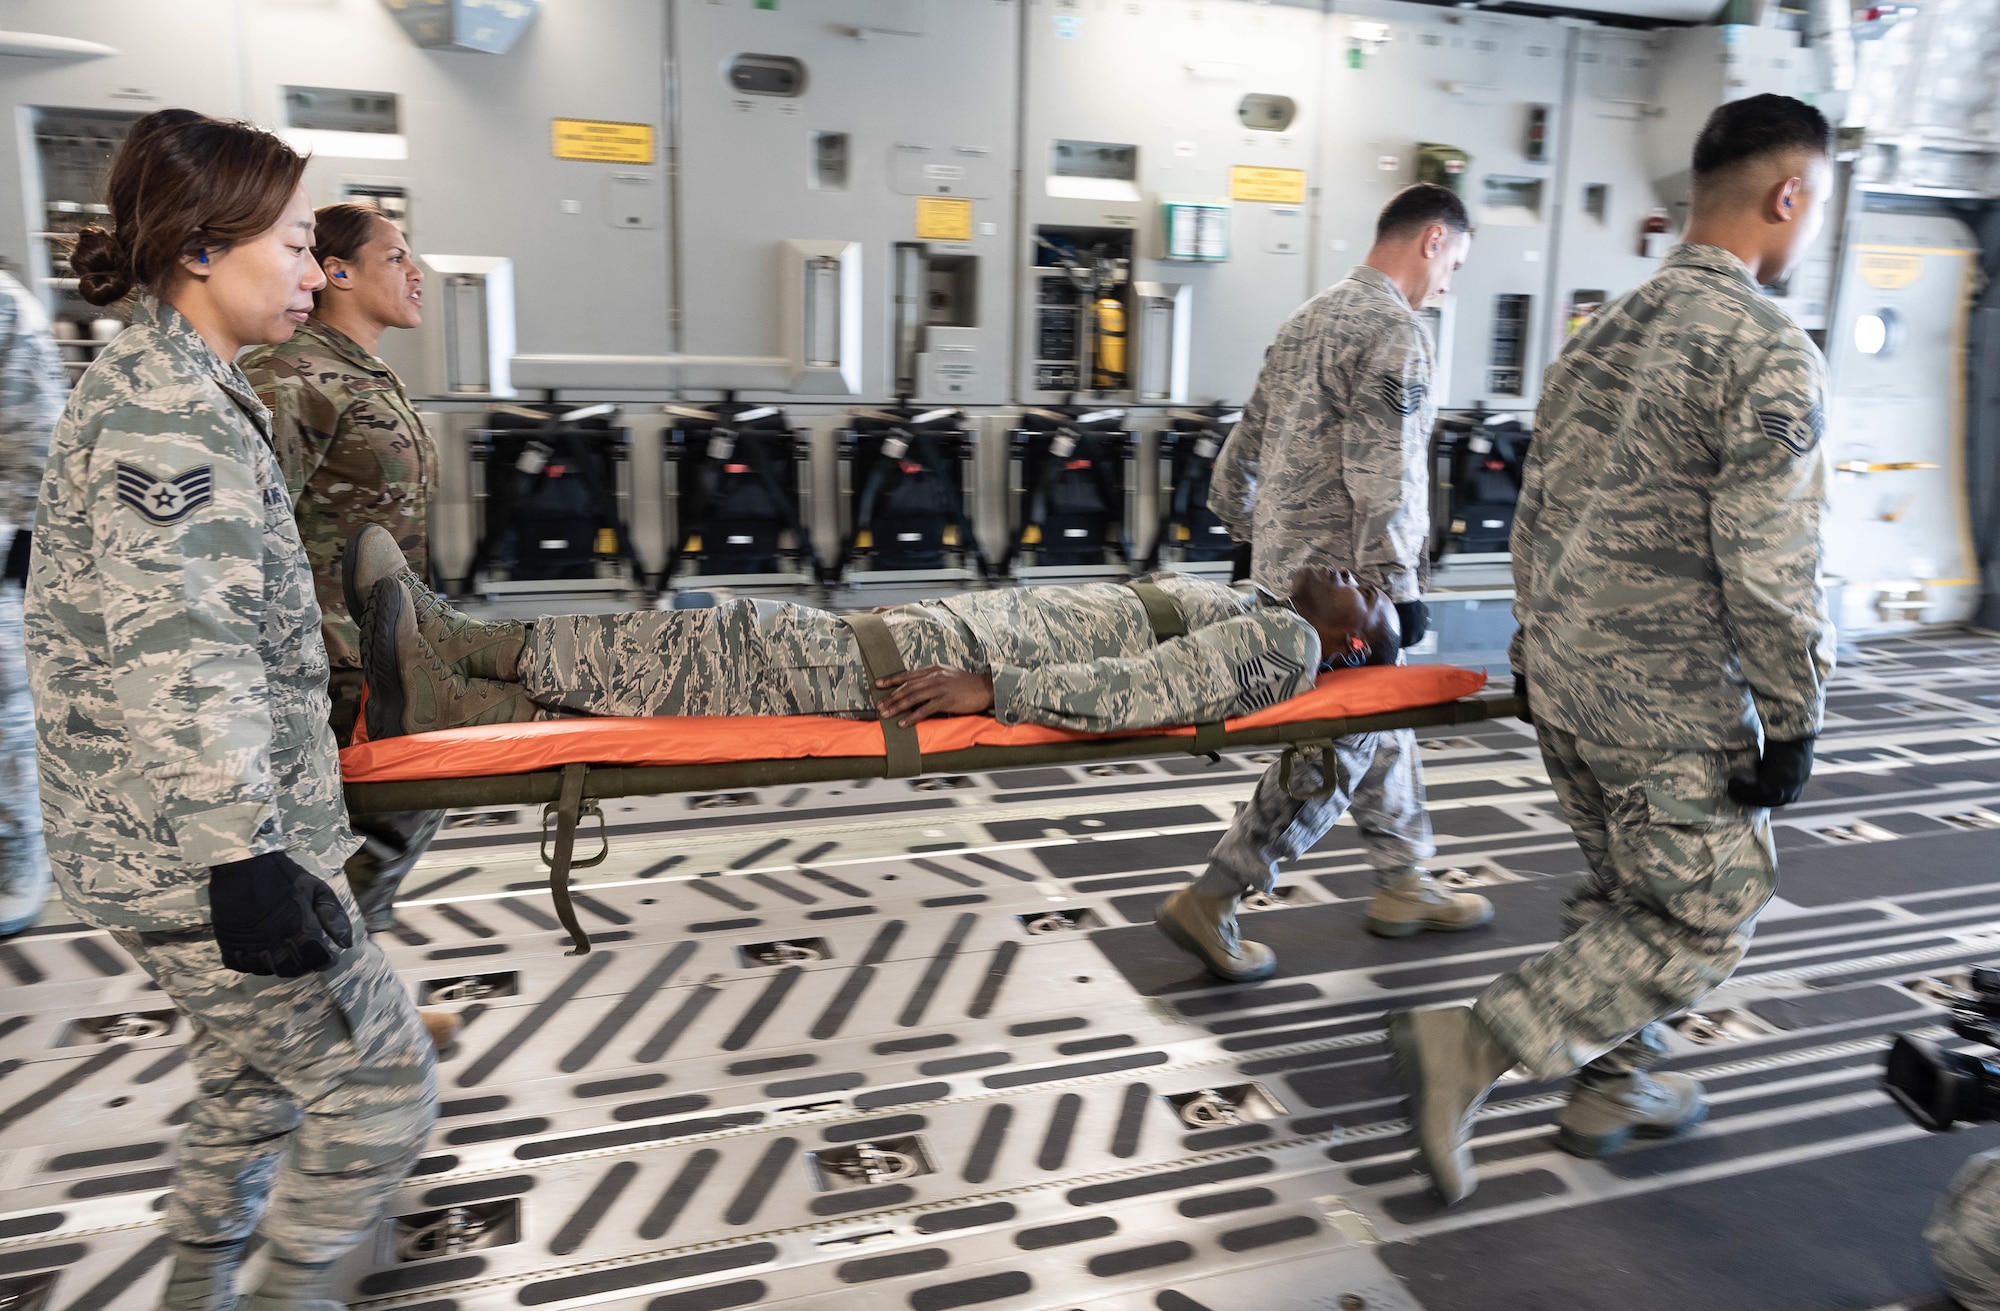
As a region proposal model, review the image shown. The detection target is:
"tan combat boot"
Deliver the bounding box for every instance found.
[1386,1005,1516,1203]
[345,523,525,680]
[363,577,538,740]
[1556,1071,1706,1157]
[1366,869,1495,939]
[1153,885,1277,983]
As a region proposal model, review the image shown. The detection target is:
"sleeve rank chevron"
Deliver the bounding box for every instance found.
[1376,375,1426,417]
[1755,407,1823,457]
[114,462,215,526]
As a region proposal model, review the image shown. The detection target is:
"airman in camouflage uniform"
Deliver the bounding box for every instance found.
[1480,237,1830,1071]
[0,269,62,935]
[359,561,1326,731]
[1194,188,1488,974]
[244,318,441,930]
[1210,264,1437,602]
[1389,95,1836,1206]
[25,295,437,1309]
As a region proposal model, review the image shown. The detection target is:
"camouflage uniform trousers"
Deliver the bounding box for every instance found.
[327,669,443,931]
[0,581,49,934]
[1473,726,1773,1082]
[1192,729,1433,897]
[1929,1148,2000,1310]
[108,880,438,1265]
[520,600,983,719]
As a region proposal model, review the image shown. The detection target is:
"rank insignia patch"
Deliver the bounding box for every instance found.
[1756,407,1823,456]
[1232,649,1308,712]
[1377,375,1426,417]
[115,463,214,525]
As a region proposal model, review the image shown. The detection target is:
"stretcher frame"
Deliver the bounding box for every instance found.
[342,692,1525,954]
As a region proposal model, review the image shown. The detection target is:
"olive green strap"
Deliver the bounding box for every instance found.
[1125,580,1189,638]
[841,613,923,779]
[544,762,593,954]
[1124,580,1225,750]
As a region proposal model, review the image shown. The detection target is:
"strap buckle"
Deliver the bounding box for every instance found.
[1279,737,1346,802]
[540,797,609,870]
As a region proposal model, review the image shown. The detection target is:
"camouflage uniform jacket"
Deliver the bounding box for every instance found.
[932,573,1319,732]
[0,270,65,538]
[24,296,356,929]
[1209,265,1436,601]
[242,319,436,670]
[1511,243,1833,751]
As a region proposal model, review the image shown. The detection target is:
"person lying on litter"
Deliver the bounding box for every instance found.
[342,524,1400,740]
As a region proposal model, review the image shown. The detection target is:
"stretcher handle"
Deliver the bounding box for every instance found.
[544,762,594,954]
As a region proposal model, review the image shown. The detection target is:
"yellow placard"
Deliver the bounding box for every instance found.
[915,195,974,242]
[551,118,655,164]
[1857,249,1924,290]
[1229,165,1307,205]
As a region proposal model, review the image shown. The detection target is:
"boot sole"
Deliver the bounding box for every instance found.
[1366,903,1497,939]
[1153,905,1276,984]
[362,579,408,743]
[1554,1101,1709,1159]
[1385,1010,1473,1203]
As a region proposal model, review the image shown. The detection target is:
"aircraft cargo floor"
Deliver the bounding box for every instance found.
[7,631,2000,1311]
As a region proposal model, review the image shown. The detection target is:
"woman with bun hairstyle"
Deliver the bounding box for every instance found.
[25,109,436,1311]
[243,203,447,932]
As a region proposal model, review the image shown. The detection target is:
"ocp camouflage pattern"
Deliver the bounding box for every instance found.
[519,574,1320,732]
[25,295,356,929]
[243,318,438,671]
[1511,243,1834,751]
[1209,265,1436,602]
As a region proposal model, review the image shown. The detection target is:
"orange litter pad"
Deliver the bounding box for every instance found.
[339,663,1488,785]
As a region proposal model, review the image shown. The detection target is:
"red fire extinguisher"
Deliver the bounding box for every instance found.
[1640,208,1673,258]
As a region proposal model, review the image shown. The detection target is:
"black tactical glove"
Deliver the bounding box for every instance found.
[1512,670,1533,726]
[208,851,353,977]
[1726,736,1815,809]
[1229,540,1253,584]
[4,529,28,585]
[1394,599,1430,647]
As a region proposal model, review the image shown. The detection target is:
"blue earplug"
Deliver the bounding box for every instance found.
[197,251,207,264]
[335,272,347,279]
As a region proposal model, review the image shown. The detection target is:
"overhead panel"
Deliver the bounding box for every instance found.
[1017,0,1326,408]
[380,0,540,53]
[672,0,1019,404]
[1317,0,1565,413]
